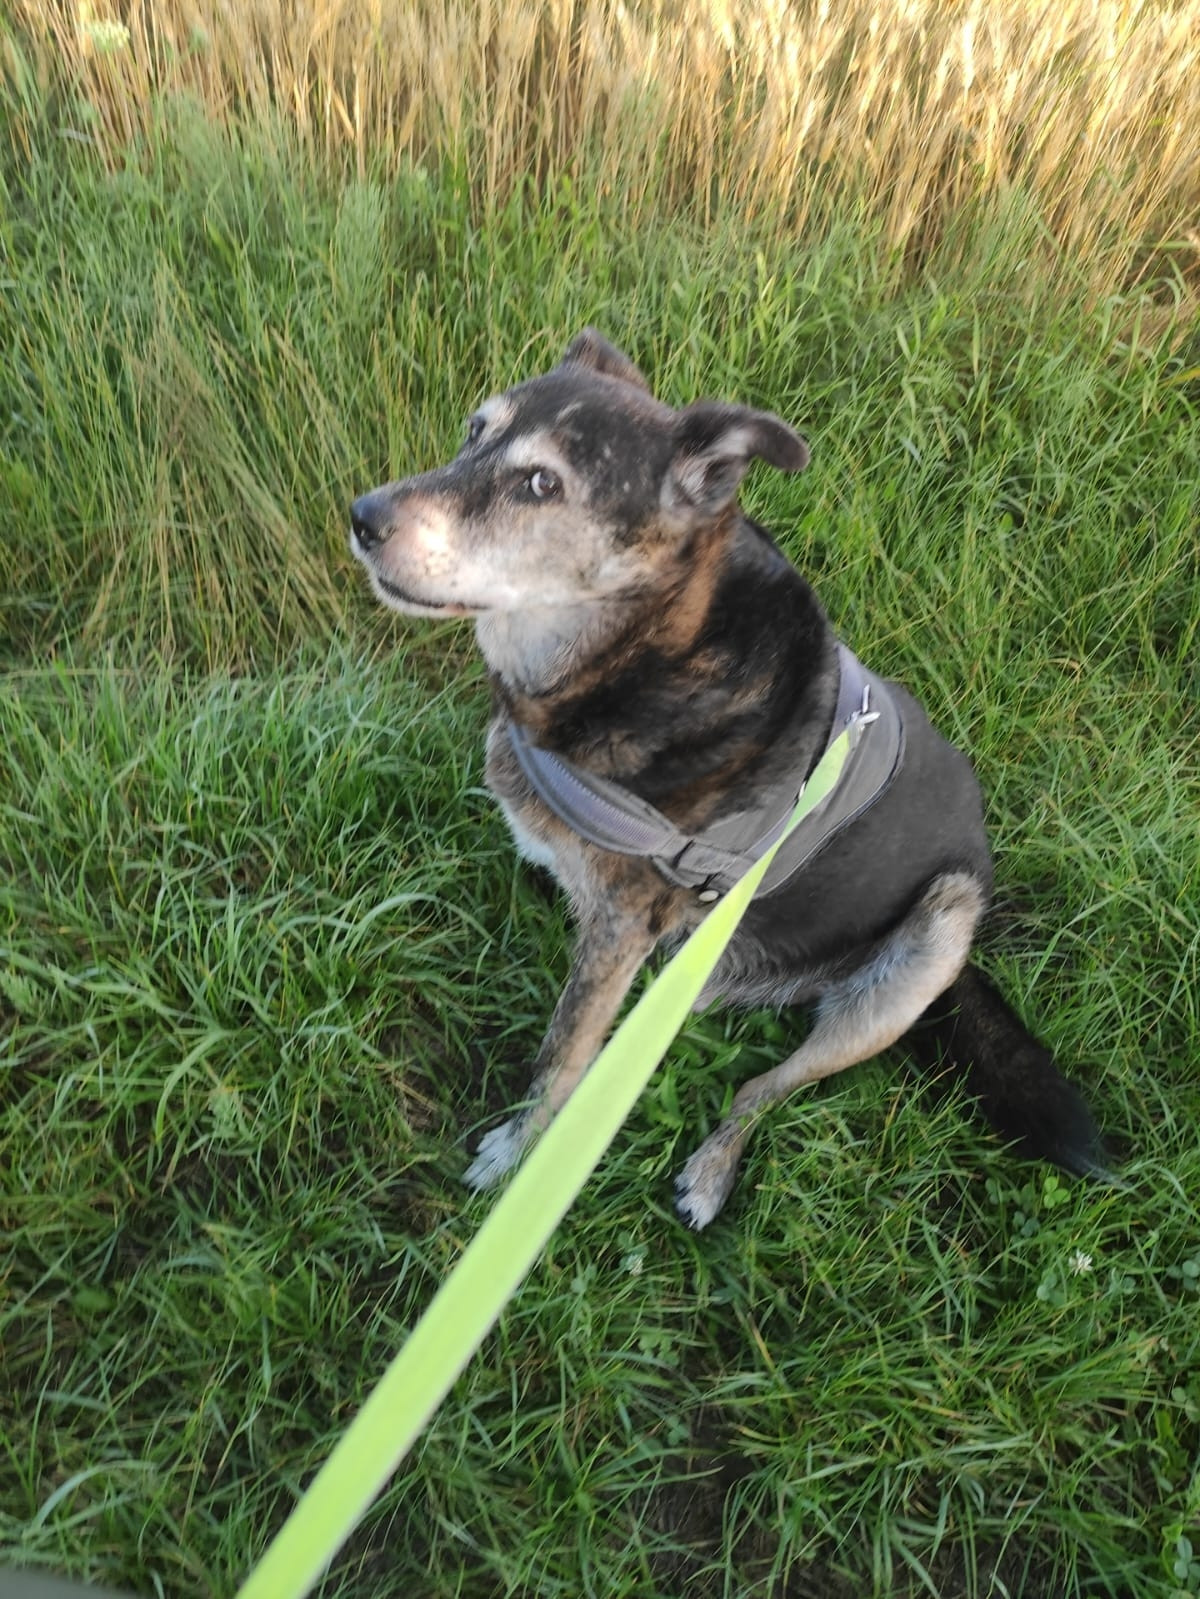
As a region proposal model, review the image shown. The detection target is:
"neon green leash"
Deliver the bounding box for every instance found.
[236,729,853,1599]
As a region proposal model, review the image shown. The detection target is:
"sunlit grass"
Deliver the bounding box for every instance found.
[7,0,1200,302]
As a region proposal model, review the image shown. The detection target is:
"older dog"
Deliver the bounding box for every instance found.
[349,330,1108,1227]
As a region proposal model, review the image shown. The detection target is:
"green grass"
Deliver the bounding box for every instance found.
[2,77,1200,1599]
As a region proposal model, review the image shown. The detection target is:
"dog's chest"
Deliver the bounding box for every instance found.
[498,796,561,872]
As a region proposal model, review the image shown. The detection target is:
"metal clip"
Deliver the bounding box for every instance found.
[844,681,880,748]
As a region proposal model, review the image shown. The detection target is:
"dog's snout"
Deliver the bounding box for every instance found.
[349,493,388,554]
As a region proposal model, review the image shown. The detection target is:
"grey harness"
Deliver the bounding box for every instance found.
[507,643,904,903]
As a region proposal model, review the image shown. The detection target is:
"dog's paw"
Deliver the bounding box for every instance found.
[463,1115,529,1192]
[673,1128,743,1230]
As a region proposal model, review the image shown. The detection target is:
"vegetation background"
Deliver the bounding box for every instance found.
[1,2,1198,1595]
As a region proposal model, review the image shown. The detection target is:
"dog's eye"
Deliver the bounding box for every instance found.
[528,468,561,501]
[465,415,485,445]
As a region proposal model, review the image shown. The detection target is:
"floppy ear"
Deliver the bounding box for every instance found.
[560,327,651,393]
[664,400,810,517]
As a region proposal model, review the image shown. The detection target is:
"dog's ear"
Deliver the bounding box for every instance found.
[664,401,809,517]
[560,328,651,393]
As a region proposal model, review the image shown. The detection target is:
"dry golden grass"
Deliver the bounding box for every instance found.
[10,0,1200,296]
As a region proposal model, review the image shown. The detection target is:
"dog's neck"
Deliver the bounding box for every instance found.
[474,599,636,699]
[476,515,835,821]
[477,513,739,705]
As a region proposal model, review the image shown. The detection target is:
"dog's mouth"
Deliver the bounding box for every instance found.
[374,572,475,617]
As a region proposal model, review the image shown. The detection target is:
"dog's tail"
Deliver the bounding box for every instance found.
[907,962,1114,1180]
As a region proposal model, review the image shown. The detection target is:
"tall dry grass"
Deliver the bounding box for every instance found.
[9,0,1200,298]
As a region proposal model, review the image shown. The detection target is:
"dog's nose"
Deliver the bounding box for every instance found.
[349,493,388,554]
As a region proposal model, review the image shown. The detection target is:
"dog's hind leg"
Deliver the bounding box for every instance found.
[674,871,986,1229]
[464,909,663,1191]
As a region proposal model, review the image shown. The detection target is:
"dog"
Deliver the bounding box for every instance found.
[349,329,1109,1227]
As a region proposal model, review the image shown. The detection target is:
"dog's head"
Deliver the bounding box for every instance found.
[349,329,809,619]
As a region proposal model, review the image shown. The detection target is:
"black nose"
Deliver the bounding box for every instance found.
[349,494,387,553]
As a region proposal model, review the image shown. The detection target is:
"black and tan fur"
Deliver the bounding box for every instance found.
[349,330,1109,1227]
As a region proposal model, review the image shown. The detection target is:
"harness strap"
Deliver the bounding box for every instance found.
[507,642,904,901]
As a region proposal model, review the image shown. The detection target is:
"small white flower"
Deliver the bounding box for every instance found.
[1069,1249,1094,1275]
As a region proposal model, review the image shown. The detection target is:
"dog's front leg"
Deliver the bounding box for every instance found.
[463,912,661,1191]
